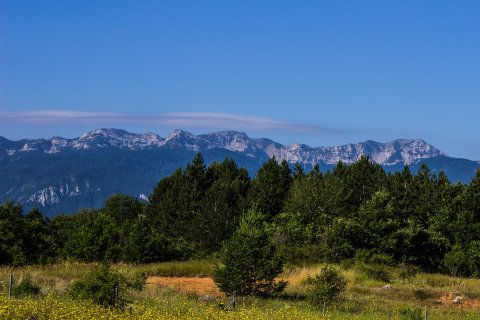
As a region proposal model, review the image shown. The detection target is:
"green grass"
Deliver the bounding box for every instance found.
[117,260,215,277]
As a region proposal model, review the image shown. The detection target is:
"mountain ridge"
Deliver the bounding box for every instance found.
[1,128,478,216]
[1,128,444,165]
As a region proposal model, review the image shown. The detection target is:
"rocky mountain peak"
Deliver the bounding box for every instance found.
[74,128,164,150]
[200,131,256,152]
[164,129,202,150]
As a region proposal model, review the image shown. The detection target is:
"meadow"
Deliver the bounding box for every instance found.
[1,261,480,319]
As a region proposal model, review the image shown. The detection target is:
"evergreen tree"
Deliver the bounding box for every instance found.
[340,156,386,216]
[101,194,144,260]
[248,157,290,221]
[0,201,27,265]
[388,165,415,227]
[50,214,75,261]
[213,208,287,296]
[321,217,363,262]
[24,208,55,264]
[444,170,480,276]
[64,209,118,262]
[357,189,398,254]
[293,162,305,179]
[124,213,189,263]
[197,158,250,252]
[148,168,188,239]
[278,172,327,246]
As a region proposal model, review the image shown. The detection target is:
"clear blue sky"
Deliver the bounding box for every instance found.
[1,1,479,159]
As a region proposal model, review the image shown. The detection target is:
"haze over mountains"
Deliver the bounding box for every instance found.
[1,128,478,216]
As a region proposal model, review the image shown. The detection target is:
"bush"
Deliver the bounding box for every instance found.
[360,264,391,282]
[398,263,418,282]
[443,242,480,277]
[412,287,434,301]
[12,274,41,297]
[443,245,469,276]
[369,253,394,266]
[68,264,145,308]
[353,249,372,263]
[304,265,347,306]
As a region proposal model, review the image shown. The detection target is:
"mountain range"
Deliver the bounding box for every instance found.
[1,128,478,216]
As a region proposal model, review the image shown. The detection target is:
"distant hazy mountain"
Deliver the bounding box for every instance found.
[1,128,478,216]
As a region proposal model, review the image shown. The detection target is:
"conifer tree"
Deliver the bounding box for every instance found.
[213,208,287,296]
[248,157,290,221]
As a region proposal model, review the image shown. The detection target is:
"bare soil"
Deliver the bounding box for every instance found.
[146,276,222,297]
[437,292,480,308]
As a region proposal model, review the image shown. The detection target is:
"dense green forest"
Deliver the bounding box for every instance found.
[2,154,480,277]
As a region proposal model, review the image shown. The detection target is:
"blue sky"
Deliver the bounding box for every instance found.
[1,1,479,159]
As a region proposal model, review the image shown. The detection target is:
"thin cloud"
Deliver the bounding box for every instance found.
[0,110,337,133]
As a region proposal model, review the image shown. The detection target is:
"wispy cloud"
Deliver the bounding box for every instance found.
[0,110,336,133]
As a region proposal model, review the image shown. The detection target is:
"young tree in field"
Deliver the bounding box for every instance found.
[304,265,347,305]
[213,208,287,297]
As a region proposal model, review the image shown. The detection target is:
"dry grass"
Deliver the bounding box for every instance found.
[117,260,215,277]
[146,276,222,297]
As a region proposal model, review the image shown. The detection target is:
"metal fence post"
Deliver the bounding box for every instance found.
[232,291,236,311]
[323,301,326,316]
[8,273,13,298]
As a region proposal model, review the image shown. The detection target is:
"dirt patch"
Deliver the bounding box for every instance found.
[146,276,222,297]
[438,293,480,308]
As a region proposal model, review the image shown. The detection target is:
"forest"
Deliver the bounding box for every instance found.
[1,153,480,278]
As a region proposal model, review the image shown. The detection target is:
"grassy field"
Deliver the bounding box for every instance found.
[1,261,480,319]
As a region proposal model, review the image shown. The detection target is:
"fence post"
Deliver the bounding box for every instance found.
[232,291,236,311]
[323,301,326,316]
[8,273,13,298]
[224,290,238,311]
[425,308,428,320]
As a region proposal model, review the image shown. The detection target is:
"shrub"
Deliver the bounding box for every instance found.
[443,242,480,277]
[68,264,145,308]
[360,264,391,282]
[443,245,469,276]
[369,253,394,266]
[398,263,418,282]
[412,287,434,301]
[129,271,147,291]
[304,265,347,306]
[353,249,372,263]
[12,274,41,297]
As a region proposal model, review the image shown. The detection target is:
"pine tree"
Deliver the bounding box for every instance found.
[213,208,287,296]
[293,162,304,179]
[197,158,250,252]
[248,157,290,221]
